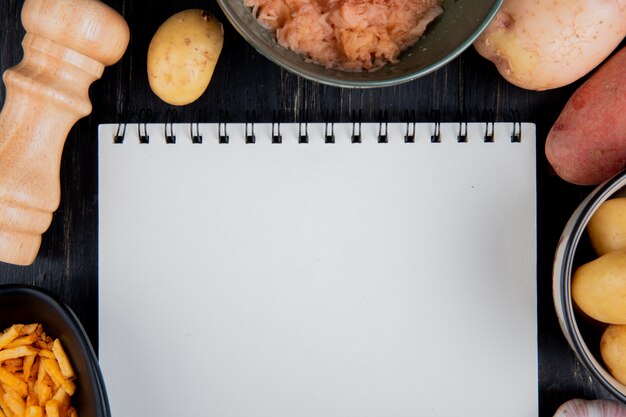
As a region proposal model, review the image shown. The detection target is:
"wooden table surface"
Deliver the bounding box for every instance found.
[0,0,621,415]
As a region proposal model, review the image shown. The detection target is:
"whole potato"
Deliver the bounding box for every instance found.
[572,250,626,324]
[148,9,224,106]
[601,325,626,385]
[545,46,626,185]
[474,0,626,91]
[588,198,626,256]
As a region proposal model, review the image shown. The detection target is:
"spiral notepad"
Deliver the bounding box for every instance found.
[99,121,537,417]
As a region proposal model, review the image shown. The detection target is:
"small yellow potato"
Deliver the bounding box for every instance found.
[572,250,626,324]
[601,325,626,385]
[148,9,224,106]
[474,0,626,91]
[588,198,626,256]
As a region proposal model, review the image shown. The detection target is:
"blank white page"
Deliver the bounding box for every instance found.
[99,122,537,417]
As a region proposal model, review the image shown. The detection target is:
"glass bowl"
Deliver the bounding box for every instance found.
[553,170,626,402]
[216,0,503,88]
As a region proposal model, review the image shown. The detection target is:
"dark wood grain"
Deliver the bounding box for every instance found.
[0,0,622,415]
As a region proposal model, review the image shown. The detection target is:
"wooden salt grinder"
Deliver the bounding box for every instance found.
[0,0,130,266]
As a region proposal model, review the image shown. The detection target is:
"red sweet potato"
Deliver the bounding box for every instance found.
[545,46,626,185]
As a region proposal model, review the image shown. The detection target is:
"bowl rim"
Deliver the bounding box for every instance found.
[0,284,111,417]
[553,170,626,402]
[216,0,504,88]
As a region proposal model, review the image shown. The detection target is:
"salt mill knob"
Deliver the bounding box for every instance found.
[0,0,130,265]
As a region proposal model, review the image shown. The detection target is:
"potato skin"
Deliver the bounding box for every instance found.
[545,47,626,185]
[474,0,626,91]
[572,249,626,324]
[148,9,224,106]
[601,325,626,385]
[588,198,626,256]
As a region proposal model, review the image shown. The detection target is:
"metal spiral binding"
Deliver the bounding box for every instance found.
[137,109,152,144]
[109,113,524,145]
[272,122,281,144]
[298,122,308,144]
[481,110,495,143]
[245,122,255,144]
[484,121,495,143]
[378,110,388,144]
[272,112,282,144]
[218,110,229,144]
[164,122,175,144]
[430,110,440,143]
[457,122,468,143]
[218,122,229,144]
[510,111,522,143]
[244,111,255,144]
[511,122,521,143]
[351,110,361,144]
[190,108,204,144]
[138,122,149,144]
[164,109,177,144]
[325,122,334,143]
[431,122,441,143]
[324,110,335,144]
[404,110,415,143]
[190,122,202,144]
[113,122,126,144]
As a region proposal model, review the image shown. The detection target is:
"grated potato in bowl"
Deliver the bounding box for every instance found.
[245,0,443,71]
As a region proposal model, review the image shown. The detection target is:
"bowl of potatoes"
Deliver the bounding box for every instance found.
[554,169,626,401]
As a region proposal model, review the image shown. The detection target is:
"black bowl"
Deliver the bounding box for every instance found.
[0,285,110,417]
